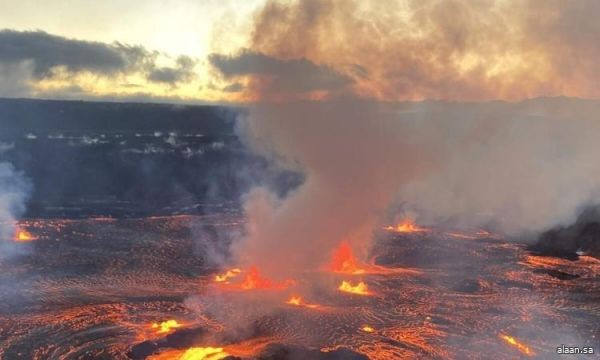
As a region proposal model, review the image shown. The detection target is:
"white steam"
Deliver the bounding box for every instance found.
[0,162,32,259]
[233,98,600,277]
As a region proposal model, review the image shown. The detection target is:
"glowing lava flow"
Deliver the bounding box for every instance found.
[328,242,421,276]
[361,325,375,333]
[330,242,366,274]
[241,267,277,289]
[499,334,535,356]
[214,268,241,283]
[285,295,319,309]
[216,266,294,290]
[338,280,372,296]
[14,229,37,242]
[384,220,428,233]
[179,347,229,360]
[151,320,182,334]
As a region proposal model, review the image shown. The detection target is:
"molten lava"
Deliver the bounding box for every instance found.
[214,268,241,283]
[151,319,182,334]
[500,334,535,356]
[361,325,375,333]
[235,267,294,290]
[328,242,422,277]
[286,295,302,306]
[14,229,37,242]
[330,242,366,274]
[148,338,273,360]
[285,295,319,309]
[179,347,229,360]
[384,220,428,233]
[338,280,372,295]
[241,267,276,289]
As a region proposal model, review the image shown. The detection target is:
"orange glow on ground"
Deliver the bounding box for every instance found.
[180,347,229,360]
[223,337,275,358]
[149,346,230,360]
[361,325,375,333]
[148,338,274,360]
[151,319,183,334]
[285,295,319,309]
[214,268,241,283]
[499,334,535,356]
[241,267,276,290]
[216,266,295,291]
[444,232,478,240]
[338,280,372,296]
[14,229,37,242]
[328,242,422,276]
[384,220,429,233]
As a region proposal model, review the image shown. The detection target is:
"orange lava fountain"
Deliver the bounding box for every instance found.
[329,242,366,274]
[241,267,277,290]
[151,320,182,334]
[384,220,428,233]
[215,266,295,291]
[328,242,421,276]
[338,280,372,296]
[14,229,37,242]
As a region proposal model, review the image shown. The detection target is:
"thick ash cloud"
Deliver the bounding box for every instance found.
[0,62,33,97]
[147,55,196,85]
[0,29,153,78]
[235,0,600,101]
[209,49,352,96]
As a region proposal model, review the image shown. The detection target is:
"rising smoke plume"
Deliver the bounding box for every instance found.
[0,162,32,259]
[232,98,600,278]
[211,0,600,278]
[213,0,600,102]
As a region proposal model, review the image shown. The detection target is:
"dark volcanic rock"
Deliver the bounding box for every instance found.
[164,327,208,348]
[452,279,482,293]
[128,340,159,359]
[257,343,369,360]
[531,206,600,259]
[534,269,580,280]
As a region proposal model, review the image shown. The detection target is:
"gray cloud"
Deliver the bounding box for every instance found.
[209,49,351,93]
[147,55,196,85]
[0,62,34,97]
[241,0,600,101]
[0,29,153,78]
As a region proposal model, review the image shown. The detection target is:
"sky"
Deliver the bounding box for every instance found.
[1,0,599,104]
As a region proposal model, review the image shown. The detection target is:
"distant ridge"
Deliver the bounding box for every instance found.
[0,97,239,134]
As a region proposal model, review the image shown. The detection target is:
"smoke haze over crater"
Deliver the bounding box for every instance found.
[210,0,600,277]
[233,98,600,276]
[209,0,600,102]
